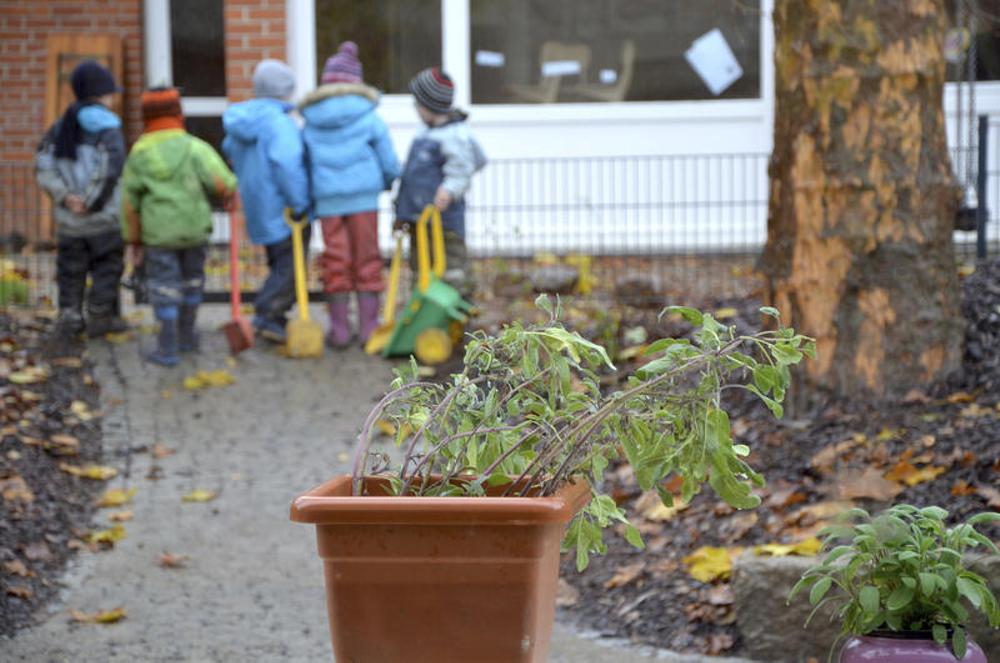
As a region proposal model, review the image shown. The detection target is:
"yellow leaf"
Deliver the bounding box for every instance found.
[752,537,822,558]
[617,345,648,361]
[160,390,174,400]
[902,465,946,487]
[875,427,901,442]
[8,367,48,384]
[86,524,126,545]
[182,375,203,390]
[182,370,236,391]
[957,263,975,277]
[59,463,118,481]
[103,332,132,344]
[96,487,137,508]
[714,307,738,320]
[108,510,133,522]
[375,419,396,436]
[1,475,35,503]
[70,607,126,624]
[181,489,216,503]
[70,400,93,421]
[635,491,688,522]
[682,546,744,583]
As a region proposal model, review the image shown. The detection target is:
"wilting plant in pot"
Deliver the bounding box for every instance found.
[291,297,813,663]
[788,504,1000,662]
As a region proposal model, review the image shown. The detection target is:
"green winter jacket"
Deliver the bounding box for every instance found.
[121,129,236,248]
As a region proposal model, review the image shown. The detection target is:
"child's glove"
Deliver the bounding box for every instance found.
[433,187,452,212]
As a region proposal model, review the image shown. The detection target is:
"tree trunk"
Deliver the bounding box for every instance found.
[763,0,963,400]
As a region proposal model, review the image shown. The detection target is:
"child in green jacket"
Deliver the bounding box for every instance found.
[121,88,237,366]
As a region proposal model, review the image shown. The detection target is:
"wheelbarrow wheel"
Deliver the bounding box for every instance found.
[414,328,453,366]
[448,320,464,345]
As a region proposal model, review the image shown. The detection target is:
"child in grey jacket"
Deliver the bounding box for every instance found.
[36,60,127,338]
[394,68,486,299]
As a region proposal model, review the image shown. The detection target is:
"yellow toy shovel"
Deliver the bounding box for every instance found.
[285,212,323,358]
[364,232,403,355]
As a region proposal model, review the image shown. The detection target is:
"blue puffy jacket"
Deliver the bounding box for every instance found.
[222,99,310,246]
[299,83,400,218]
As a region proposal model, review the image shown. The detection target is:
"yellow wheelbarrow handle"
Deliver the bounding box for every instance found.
[285,210,311,323]
[382,232,404,327]
[414,205,446,293]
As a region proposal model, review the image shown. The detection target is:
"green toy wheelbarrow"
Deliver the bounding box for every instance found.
[381,205,471,365]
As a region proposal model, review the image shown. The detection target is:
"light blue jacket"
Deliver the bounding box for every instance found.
[299,83,400,217]
[222,99,310,246]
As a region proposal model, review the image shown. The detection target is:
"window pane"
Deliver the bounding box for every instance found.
[184,116,225,155]
[315,0,442,93]
[170,0,226,96]
[470,0,760,104]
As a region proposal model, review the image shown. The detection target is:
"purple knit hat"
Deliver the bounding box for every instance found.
[321,41,363,84]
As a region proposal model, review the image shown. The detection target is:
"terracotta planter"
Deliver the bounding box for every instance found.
[290,475,590,663]
[840,630,988,662]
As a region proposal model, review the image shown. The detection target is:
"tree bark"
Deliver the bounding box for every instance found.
[763,0,963,400]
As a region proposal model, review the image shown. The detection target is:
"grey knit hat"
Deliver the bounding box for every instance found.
[253,59,296,100]
[409,67,454,114]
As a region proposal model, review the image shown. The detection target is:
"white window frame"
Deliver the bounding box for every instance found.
[298,0,775,133]
[143,0,228,118]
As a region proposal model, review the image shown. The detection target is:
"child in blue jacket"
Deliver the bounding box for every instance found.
[222,59,311,344]
[394,68,486,300]
[300,42,400,348]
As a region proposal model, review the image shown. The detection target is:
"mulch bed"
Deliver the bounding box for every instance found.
[0,311,105,636]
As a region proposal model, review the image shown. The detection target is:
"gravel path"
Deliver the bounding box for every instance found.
[4,306,752,663]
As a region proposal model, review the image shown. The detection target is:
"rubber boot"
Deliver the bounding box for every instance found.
[86,314,128,337]
[178,303,199,353]
[54,309,85,339]
[325,293,352,349]
[356,292,380,345]
[146,306,179,367]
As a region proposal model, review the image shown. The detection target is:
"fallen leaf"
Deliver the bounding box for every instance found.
[85,525,126,546]
[903,389,929,404]
[978,485,1000,509]
[46,434,80,455]
[51,357,83,368]
[23,541,52,562]
[765,488,808,510]
[1,475,35,503]
[70,400,94,421]
[556,578,579,607]
[96,487,137,508]
[604,561,646,589]
[951,480,977,496]
[876,427,901,442]
[809,438,862,471]
[69,607,126,624]
[752,537,822,557]
[181,489,216,503]
[59,463,117,480]
[158,552,189,568]
[836,467,903,501]
[635,490,688,522]
[3,560,31,577]
[706,584,735,606]
[884,461,946,487]
[682,546,744,583]
[706,632,736,655]
[920,434,936,448]
[160,390,174,400]
[182,369,236,391]
[108,510,133,522]
[151,443,175,459]
[960,403,994,418]
[617,344,648,361]
[713,307,738,320]
[945,391,976,404]
[103,332,132,344]
[7,366,48,384]
[6,585,32,599]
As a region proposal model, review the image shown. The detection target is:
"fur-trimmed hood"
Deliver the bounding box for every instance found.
[299,83,382,131]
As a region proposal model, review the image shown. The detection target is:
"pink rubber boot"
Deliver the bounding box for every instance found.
[357,292,380,345]
[326,294,352,348]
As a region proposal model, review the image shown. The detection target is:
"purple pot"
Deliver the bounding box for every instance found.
[839,630,987,662]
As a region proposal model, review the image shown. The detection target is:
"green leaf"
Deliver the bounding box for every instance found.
[809,577,833,605]
[771,343,804,365]
[887,584,915,611]
[957,577,983,609]
[753,365,779,394]
[661,305,703,326]
[968,512,1000,526]
[918,506,948,521]
[952,626,967,660]
[859,585,880,615]
[919,572,940,597]
[642,338,690,356]
[624,524,645,549]
[759,306,781,319]
[932,623,947,645]
[535,293,553,316]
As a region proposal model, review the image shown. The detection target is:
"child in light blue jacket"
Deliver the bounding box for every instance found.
[222,59,311,344]
[300,42,400,348]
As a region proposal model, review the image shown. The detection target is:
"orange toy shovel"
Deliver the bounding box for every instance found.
[222,204,254,354]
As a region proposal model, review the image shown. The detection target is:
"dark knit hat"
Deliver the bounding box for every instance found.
[409,67,454,114]
[321,41,363,84]
[141,87,183,121]
[70,60,121,100]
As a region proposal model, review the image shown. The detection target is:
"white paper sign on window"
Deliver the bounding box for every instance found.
[541,60,582,78]
[599,69,618,84]
[684,28,743,96]
[475,50,506,68]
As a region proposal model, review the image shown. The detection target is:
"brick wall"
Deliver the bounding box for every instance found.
[0,0,143,163]
[224,0,287,102]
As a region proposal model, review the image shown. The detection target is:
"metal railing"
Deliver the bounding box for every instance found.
[2,119,998,307]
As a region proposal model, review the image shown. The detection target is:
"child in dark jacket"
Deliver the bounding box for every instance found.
[222,59,311,344]
[36,60,128,338]
[394,68,486,300]
[121,88,237,366]
[301,42,400,348]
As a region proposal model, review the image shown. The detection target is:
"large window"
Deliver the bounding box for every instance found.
[469,0,760,104]
[169,0,226,97]
[315,0,442,93]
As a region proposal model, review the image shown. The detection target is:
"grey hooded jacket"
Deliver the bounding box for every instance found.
[36,105,126,238]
